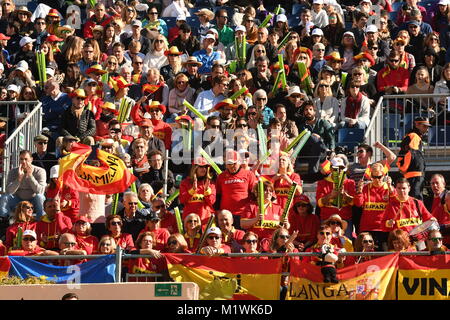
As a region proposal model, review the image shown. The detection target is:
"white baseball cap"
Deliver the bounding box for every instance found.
[331,157,345,168]
[365,24,378,33]
[19,36,35,47]
[206,227,222,236]
[311,28,324,36]
[438,0,449,5]
[204,33,216,41]
[50,165,59,179]
[343,31,355,38]
[235,25,246,33]
[46,68,55,77]
[132,20,142,28]
[313,0,324,4]
[6,84,19,93]
[176,14,186,21]
[23,229,37,240]
[276,14,287,22]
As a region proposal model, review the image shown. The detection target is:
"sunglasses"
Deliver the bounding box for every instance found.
[64,242,77,246]
[369,46,378,50]
[168,240,178,245]
[23,237,35,241]
[350,85,360,88]
[155,39,164,43]
[248,112,257,116]
[320,232,331,236]
[128,202,138,205]
[236,124,248,128]
[187,219,198,223]
[149,12,158,15]
[88,82,97,87]
[245,239,258,244]
[372,175,383,179]
[110,128,121,133]
[208,236,220,240]
[101,242,112,247]
[389,59,399,63]
[279,235,290,239]
[110,221,122,226]
[257,97,267,101]
[256,50,265,53]
[363,239,374,244]
[319,84,330,88]
[295,203,308,207]
[219,16,228,19]
[25,205,33,209]
[430,237,443,242]
[169,54,179,57]
[37,141,48,145]
[177,81,186,84]
[328,221,341,226]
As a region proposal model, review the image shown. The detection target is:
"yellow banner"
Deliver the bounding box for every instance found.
[287,254,398,300]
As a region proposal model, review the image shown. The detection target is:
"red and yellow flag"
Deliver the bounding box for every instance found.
[397,255,450,300]
[58,143,136,194]
[0,257,10,279]
[165,254,282,300]
[287,254,399,300]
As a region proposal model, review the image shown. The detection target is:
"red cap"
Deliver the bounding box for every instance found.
[193,157,209,166]
[76,216,90,223]
[139,119,153,127]
[46,34,63,42]
[0,33,10,40]
[225,150,239,164]
[294,194,311,204]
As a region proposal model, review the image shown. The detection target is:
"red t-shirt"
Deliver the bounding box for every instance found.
[216,169,257,216]
[36,213,73,249]
[74,234,99,255]
[179,178,216,226]
[288,211,320,244]
[241,201,283,242]
[138,227,170,251]
[5,221,37,250]
[382,197,433,233]
[273,173,301,209]
[316,177,356,220]
[112,233,135,251]
[354,182,393,232]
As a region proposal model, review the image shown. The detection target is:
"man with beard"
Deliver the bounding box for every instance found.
[295,101,335,175]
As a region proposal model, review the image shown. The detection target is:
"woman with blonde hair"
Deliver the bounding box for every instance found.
[273,152,302,209]
[407,65,434,111]
[313,79,339,125]
[423,32,446,66]
[97,235,117,254]
[57,36,84,70]
[163,233,191,253]
[120,5,137,35]
[182,213,203,252]
[143,35,169,72]
[111,17,125,40]
[179,158,216,225]
[246,43,267,69]
[5,201,37,249]
[284,40,299,66]
[242,14,258,44]
[103,55,120,78]
[168,72,195,117]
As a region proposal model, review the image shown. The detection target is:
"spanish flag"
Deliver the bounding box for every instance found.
[397,255,450,300]
[287,254,398,300]
[165,254,282,300]
[0,257,10,279]
[58,143,136,194]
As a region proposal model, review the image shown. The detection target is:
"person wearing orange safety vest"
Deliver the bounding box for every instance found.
[396,116,431,200]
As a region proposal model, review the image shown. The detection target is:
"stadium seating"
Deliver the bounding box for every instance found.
[428,126,450,146]
[337,128,365,152]
[161,17,177,30]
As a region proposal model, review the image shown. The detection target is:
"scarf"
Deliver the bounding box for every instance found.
[345,92,363,119]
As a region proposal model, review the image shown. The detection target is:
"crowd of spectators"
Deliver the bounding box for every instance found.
[0,0,448,298]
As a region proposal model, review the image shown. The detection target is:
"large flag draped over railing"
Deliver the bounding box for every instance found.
[8,255,116,284]
[165,254,282,300]
[287,254,399,300]
[0,257,10,279]
[58,143,136,194]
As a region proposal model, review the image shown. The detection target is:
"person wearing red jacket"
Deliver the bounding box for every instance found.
[138,211,170,251]
[316,157,355,238]
[8,230,58,257]
[354,162,395,251]
[304,225,345,283]
[217,209,245,252]
[179,157,216,226]
[216,150,257,217]
[36,198,72,250]
[272,152,302,209]
[83,3,114,39]
[105,215,134,251]
[432,191,450,247]
[241,180,287,249]
[71,216,99,255]
[5,201,37,250]
[383,178,436,235]
[131,101,172,149]
[152,198,177,234]
[288,194,320,251]
[376,50,410,95]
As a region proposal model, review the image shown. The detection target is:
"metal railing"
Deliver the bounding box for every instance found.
[365,94,450,170]
[24,249,449,283]
[1,101,42,192]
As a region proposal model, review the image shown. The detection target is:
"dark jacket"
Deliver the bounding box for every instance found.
[297,117,335,150]
[60,107,96,140]
[118,208,148,241]
[141,167,175,195]
[171,36,200,56]
[32,152,57,182]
